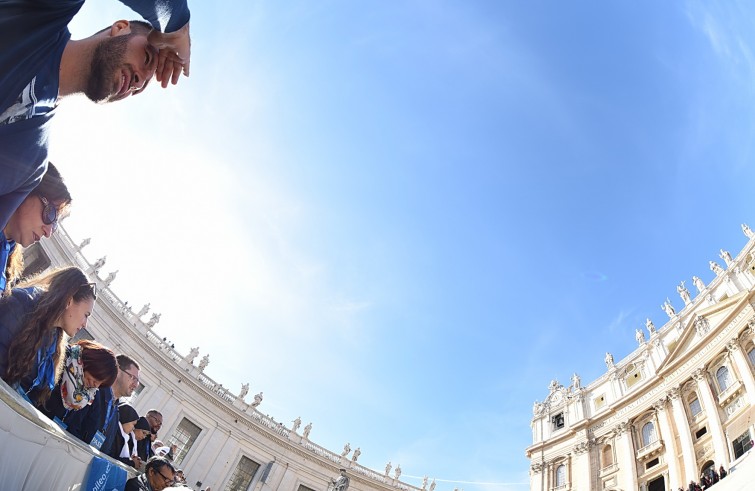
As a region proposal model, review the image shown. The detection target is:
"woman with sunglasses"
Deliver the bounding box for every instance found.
[0,267,96,406]
[1,162,71,296]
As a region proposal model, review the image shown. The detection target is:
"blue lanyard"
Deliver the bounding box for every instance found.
[102,389,116,431]
[0,235,13,292]
[29,337,58,393]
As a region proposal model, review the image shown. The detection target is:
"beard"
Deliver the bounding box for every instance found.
[85,34,132,103]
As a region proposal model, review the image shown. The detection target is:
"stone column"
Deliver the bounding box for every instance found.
[693,368,729,467]
[727,339,755,406]
[668,387,697,482]
[615,421,638,491]
[572,440,592,490]
[654,397,682,489]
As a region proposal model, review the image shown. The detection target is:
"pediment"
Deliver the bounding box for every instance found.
[656,290,751,375]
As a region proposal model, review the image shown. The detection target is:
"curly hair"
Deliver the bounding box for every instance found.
[4,267,95,404]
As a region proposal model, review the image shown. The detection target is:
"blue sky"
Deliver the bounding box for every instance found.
[44,2,755,490]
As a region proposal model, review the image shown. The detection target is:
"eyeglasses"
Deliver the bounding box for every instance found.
[39,196,59,232]
[153,468,175,485]
[120,367,140,384]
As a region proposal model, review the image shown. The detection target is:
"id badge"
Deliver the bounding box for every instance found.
[90,430,106,450]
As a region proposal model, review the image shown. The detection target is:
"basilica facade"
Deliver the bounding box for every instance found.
[20,226,424,491]
[525,226,755,491]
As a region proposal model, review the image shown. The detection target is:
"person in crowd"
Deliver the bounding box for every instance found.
[37,339,117,425]
[113,402,142,468]
[125,456,176,491]
[719,464,727,479]
[174,469,186,484]
[64,353,140,452]
[134,416,152,443]
[0,267,96,404]
[137,409,164,460]
[154,439,178,461]
[1,162,71,295]
[0,0,192,231]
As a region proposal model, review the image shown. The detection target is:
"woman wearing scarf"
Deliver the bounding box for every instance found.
[110,408,149,469]
[0,266,96,405]
[38,339,117,425]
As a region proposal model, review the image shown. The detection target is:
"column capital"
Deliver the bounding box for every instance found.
[573,441,590,455]
[692,368,707,382]
[726,338,741,352]
[667,386,682,400]
[653,397,669,412]
[613,421,629,436]
[745,316,755,335]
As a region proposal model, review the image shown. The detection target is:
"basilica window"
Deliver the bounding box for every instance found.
[554,464,566,487]
[224,456,260,491]
[732,430,754,459]
[552,412,565,431]
[641,422,656,447]
[688,397,702,417]
[625,365,643,388]
[594,394,606,410]
[747,347,755,367]
[601,444,613,468]
[167,417,203,465]
[716,366,732,392]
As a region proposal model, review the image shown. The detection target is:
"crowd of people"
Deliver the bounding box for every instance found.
[0,0,198,488]
[680,464,728,491]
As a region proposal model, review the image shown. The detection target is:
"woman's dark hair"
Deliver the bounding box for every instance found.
[2,162,73,297]
[29,162,72,218]
[2,247,23,297]
[76,339,117,388]
[4,267,95,404]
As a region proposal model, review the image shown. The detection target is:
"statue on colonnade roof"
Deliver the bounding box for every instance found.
[720,249,734,266]
[692,276,705,294]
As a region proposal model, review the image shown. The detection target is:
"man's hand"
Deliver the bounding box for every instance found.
[148,21,191,88]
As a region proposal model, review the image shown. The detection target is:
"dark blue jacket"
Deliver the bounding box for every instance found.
[0,0,191,230]
[64,387,120,455]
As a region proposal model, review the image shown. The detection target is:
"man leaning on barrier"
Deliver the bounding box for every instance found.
[0,0,192,230]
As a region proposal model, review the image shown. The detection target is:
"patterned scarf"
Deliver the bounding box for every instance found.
[60,344,98,410]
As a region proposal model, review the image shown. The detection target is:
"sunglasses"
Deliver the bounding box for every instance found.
[39,196,59,232]
[79,282,97,299]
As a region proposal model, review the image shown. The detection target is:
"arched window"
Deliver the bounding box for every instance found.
[641,422,656,447]
[748,347,755,367]
[688,397,702,417]
[555,464,566,487]
[716,366,732,392]
[601,444,613,468]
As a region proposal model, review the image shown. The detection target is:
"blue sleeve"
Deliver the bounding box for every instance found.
[118,0,191,33]
[0,116,50,231]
